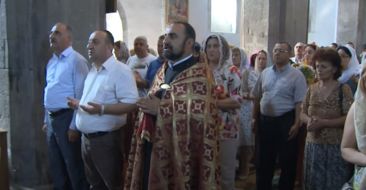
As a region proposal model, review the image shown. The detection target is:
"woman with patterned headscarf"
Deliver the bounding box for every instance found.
[204,34,241,190]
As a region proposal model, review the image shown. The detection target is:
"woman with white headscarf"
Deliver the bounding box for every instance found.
[337,44,361,94]
[232,47,248,72]
[341,67,366,190]
[204,34,241,190]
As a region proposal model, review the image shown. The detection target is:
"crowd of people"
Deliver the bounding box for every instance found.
[43,21,366,190]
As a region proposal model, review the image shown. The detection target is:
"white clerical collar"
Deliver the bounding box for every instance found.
[168,55,192,69]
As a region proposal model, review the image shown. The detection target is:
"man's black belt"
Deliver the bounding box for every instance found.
[48,108,72,117]
[83,131,109,139]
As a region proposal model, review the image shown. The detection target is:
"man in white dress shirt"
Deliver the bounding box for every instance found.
[68,30,138,190]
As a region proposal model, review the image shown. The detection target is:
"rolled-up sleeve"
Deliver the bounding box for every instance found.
[116,67,139,104]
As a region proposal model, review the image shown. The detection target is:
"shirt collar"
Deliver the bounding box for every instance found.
[168,55,192,69]
[92,56,115,71]
[272,62,290,73]
[54,46,73,59]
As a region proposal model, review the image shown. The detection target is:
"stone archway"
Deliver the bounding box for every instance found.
[116,1,129,45]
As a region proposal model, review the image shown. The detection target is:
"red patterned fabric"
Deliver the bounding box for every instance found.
[125,62,221,190]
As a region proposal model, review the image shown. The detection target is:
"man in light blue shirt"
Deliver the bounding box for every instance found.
[44,22,89,190]
[252,42,307,190]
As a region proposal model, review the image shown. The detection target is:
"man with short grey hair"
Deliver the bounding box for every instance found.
[253,42,307,190]
[44,22,89,190]
[290,42,305,63]
[126,36,156,97]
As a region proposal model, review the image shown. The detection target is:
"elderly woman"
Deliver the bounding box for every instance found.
[301,48,354,190]
[204,35,241,190]
[341,67,366,190]
[337,44,361,94]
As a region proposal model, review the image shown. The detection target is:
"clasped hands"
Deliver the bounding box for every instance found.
[306,117,324,132]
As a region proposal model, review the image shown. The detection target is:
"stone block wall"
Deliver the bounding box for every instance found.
[2,0,105,188]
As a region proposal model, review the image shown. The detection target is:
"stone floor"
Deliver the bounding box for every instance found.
[234,168,303,190]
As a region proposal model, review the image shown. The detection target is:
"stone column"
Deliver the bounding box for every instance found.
[337,0,366,53]
[2,0,105,188]
[337,0,359,47]
[0,1,11,189]
[242,0,270,54]
[242,0,308,57]
[268,0,309,53]
[356,0,366,52]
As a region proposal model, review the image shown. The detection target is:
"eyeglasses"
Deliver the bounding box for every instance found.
[273,49,289,53]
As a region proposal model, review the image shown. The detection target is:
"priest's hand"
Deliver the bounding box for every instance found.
[137,94,160,116]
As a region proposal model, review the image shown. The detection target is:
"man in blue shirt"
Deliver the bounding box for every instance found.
[43,22,89,190]
[144,35,166,88]
[252,42,307,190]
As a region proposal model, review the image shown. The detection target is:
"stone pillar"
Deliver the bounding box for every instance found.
[2,0,105,188]
[337,0,359,47]
[337,0,366,53]
[0,1,11,189]
[0,0,10,138]
[267,0,283,53]
[268,0,309,53]
[243,0,308,56]
[242,0,270,54]
[356,0,366,53]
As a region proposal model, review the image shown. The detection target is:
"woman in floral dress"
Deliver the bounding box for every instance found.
[204,34,241,190]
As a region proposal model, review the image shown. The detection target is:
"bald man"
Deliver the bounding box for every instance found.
[126,36,156,97]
